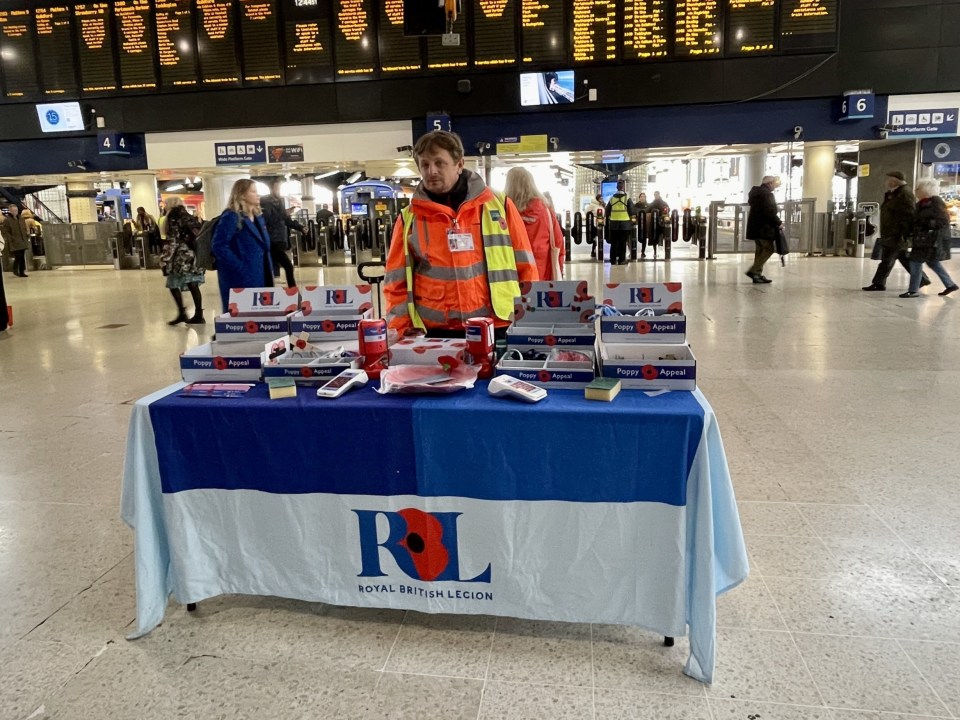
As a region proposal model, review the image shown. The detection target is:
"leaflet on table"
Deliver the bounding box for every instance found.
[288,284,374,341]
[215,287,299,341]
[179,383,254,398]
[180,343,262,382]
[387,337,469,368]
[599,342,696,391]
[261,335,362,383]
[513,281,595,325]
[600,283,686,343]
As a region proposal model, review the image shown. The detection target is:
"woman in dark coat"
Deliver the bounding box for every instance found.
[211,178,274,312]
[160,197,205,324]
[900,179,958,298]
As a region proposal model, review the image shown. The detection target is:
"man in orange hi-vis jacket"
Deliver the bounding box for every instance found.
[384,130,539,338]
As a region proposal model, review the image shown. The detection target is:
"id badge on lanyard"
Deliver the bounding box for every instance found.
[447,219,475,253]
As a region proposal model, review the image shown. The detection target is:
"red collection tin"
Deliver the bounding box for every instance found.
[358,318,388,378]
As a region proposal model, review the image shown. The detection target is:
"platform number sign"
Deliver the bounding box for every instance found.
[839,92,875,121]
[98,132,132,155]
[426,113,452,133]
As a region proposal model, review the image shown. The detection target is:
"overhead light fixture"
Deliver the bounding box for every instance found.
[393,167,416,178]
[346,171,362,183]
[315,170,339,179]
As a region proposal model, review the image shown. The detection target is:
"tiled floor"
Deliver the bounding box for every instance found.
[1,252,959,719]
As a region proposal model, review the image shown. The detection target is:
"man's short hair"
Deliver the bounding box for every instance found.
[414,131,465,164]
[762,175,779,186]
[616,180,625,190]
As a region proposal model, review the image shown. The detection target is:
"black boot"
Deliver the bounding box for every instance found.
[168,288,187,325]
[168,311,188,325]
[186,310,205,324]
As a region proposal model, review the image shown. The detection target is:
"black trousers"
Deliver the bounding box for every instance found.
[608,225,631,264]
[0,265,7,330]
[270,244,296,288]
[871,245,928,288]
[12,249,27,276]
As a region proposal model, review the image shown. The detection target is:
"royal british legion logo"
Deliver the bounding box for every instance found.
[353,508,493,601]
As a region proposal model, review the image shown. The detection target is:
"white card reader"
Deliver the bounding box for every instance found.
[487,375,547,403]
[316,369,369,399]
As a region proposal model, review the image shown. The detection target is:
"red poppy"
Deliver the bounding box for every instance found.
[358,302,373,314]
[300,301,313,316]
[301,367,313,378]
[667,302,683,314]
[538,370,551,384]
[642,364,659,381]
[413,345,428,354]
[519,282,533,295]
[245,321,259,334]
[357,284,372,294]
[574,281,590,302]
[283,304,297,314]
[295,338,307,349]
[284,287,298,297]
[579,309,593,323]
[514,304,526,321]
[213,356,228,371]
[228,303,239,317]
[545,335,556,346]
[605,283,619,289]
[664,282,682,293]
[322,320,336,333]
[438,355,461,372]
[635,321,651,335]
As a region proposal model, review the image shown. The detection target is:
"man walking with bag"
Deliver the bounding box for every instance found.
[863,170,930,291]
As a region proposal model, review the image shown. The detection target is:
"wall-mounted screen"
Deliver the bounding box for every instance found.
[600,180,618,202]
[36,101,85,132]
[520,70,574,106]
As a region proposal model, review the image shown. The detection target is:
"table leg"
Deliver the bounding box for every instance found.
[187,603,197,612]
[663,636,674,647]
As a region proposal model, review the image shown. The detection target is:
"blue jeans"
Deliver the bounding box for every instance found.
[909,259,956,292]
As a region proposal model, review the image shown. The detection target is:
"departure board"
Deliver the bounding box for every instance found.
[283,0,333,84]
[520,0,564,65]
[196,0,241,85]
[335,0,377,76]
[155,0,198,88]
[780,0,837,53]
[675,0,721,57]
[474,0,517,66]
[426,35,468,70]
[115,0,158,90]
[0,5,39,99]
[75,3,118,93]
[378,0,421,73]
[572,0,617,64]
[726,0,775,55]
[239,0,282,83]
[624,0,668,60]
[36,5,78,96]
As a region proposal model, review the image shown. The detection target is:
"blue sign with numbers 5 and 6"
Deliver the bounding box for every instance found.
[215,141,267,165]
[426,113,451,133]
[839,92,875,121]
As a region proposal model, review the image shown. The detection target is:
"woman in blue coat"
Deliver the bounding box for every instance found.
[212,178,274,311]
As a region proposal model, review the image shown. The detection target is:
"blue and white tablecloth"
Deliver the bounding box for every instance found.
[121,382,747,683]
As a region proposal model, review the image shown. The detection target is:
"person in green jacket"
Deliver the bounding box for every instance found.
[863,170,929,291]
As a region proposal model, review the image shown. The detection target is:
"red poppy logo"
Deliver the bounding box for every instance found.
[603,299,615,306]
[228,302,239,317]
[638,287,654,304]
[357,284,372,294]
[213,356,228,371]
[245,321,259,334]
[514,304,526,321]
[642,364,658,381]
[295,338,307,349]
[300,367,313,378]
[574,281,591,302]
[667,302,683,314]
[545,335,556,346]
[358,301,373,314]
[664,282,682,293]
[538,370,551,383]
[413,345,428,354]
[580,309,594,323]
[322,320,336,333]
[635,321,651,334]
[605,283,619,289]
[301,301,313,316]
[519,282,533,295]
[283,304,297,313]
[284,287,299,297]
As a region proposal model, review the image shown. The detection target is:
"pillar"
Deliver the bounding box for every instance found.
[66,182,97,223]
[743,150,768,200]
[300,176,317,216]
[802,142,837,213]
[127,172,160,219]
[202,173,249,218]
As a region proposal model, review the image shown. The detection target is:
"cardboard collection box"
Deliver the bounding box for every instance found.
[387,337,469,368]
[180,342,262,383]
[496,354,596,389]
[506,323,597,351]
[599,343,697,391]
[600,283,687,344]
[288,285,374,342]
[261,336,362,384]
[214,287,299,344]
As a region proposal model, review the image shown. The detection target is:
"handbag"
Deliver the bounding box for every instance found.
[547,214,563,280]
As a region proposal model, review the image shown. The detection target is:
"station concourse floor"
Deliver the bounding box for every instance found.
[1,253,959,720]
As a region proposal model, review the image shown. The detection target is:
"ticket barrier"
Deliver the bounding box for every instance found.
[350,218,374,266]
[294,221,321,268]
[374,215,392,259]
[319,219,347,267]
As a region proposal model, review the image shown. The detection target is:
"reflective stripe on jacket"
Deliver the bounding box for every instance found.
[607,194,631,222]
[384,171,538,333]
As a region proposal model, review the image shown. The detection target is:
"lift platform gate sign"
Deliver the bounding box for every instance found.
[215,141,267,165]
[887,93,960,138]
